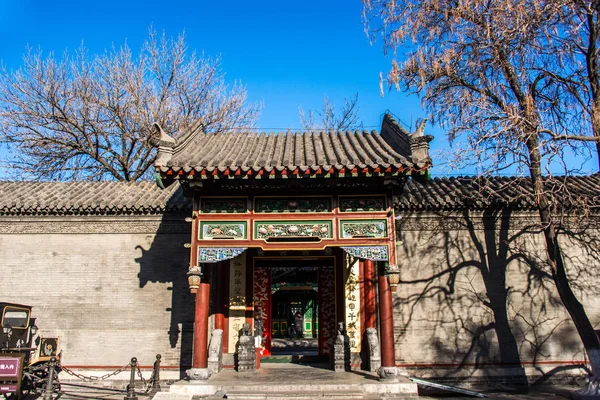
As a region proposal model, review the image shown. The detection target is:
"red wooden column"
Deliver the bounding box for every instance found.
[377,261,399,380]
[215,261,226,333]
[364,260,376,329]
[191,264,211,375]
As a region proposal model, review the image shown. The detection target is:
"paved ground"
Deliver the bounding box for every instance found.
[40,384,581,400]
[19,363,585,400]
[47,384,580,400]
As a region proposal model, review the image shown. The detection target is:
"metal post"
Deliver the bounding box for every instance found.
[124,357,138,400]
[152,354,161,392]
[43,357,57,400]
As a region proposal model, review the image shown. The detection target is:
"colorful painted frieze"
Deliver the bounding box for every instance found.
[339,219,387,239]
[199,221,247,239]
[254,221,333,239]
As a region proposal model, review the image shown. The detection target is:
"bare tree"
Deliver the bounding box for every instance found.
[0,29,261,181]
[363,0,600,391]
[549,0,600,171]
[299,93,362,132]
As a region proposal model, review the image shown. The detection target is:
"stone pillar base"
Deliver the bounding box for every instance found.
[186,368,211,380]
[378,366,400,381]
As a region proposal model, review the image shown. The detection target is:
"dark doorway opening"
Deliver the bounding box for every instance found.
[254,256,335,363]
[271,267,318,356]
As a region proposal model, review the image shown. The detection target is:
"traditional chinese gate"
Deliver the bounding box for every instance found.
[188,194,399,370]
[152,113,433,378]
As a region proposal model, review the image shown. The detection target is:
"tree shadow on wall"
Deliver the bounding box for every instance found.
[395,208,600,388]
[134,187,194,379]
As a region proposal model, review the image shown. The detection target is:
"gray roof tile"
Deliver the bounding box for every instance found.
[157,129,419,176]
[0,181,188,216]
[396,175,600,211]
[1,174,597,216]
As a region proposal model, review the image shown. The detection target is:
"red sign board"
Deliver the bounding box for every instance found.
[0,358,20,378]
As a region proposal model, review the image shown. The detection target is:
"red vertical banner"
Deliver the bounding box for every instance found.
[318,265,336,356]
[253,267,272,355]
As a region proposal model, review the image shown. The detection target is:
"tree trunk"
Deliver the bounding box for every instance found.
[585,6,600,172]
[526,134,600,380]
[482,212,528,387]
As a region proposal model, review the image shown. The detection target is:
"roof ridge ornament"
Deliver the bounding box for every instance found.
[151,123,176,167]
[409,118,434,166]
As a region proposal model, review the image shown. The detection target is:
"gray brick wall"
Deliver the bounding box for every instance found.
[0,215,194,369]
[1,209,598,383]
[394,211,600,380]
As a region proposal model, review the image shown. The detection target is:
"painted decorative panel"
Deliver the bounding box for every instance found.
[339,220,387,239]
[253,267,272,355]
[341,246,389,261]
[344,257,361,353]
[318,265,335,356]
[339,195,387,212]
[254,221,333,240]
[199,221,247,240]
[198,247,246,263]
[254,197,332,213]
[200,197,247,213]
[228,254,247,353]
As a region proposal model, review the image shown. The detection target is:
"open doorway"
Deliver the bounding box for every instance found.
[271,266,318,356]
[253,256,335,362]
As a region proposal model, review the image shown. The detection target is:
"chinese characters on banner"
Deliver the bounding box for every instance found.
[0,357,21,378]
[345,257,361,353]
[253,267,271,355]
[228,254,247,353]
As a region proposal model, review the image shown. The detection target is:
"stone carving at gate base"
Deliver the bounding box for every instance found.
[236,323,256,372]
[207,329,223,374]
[330,322,350,372]
[186,368,211,380]
[378,366,400,381]
[366,327,381,373]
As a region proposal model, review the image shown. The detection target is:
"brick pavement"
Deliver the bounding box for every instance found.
[48,363,582,400]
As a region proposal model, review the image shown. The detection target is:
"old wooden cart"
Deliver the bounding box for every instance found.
[0,303,60,399]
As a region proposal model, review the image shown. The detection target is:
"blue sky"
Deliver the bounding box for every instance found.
[0,0,598,176]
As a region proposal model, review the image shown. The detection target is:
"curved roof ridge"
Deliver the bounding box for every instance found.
[172,119,207,156]
[155,128,422,177]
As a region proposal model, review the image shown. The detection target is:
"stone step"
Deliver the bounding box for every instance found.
[260,355,326,363]
[221,384,364,393]
[224,390,375,400]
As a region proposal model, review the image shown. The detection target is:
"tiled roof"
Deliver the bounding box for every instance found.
[153,114,431,180]
[1,175,597,216]
[396,175,600,211]
[0,181,189,216]
[160,131,418,174]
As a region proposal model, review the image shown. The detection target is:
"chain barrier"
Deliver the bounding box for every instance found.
[57,356,160,395]
[135,363,154,393]
[59,361,131,382]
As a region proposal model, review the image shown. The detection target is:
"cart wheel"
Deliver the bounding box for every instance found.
[2,377,31,399]
[21,373,33,398]
[3,374,34,399]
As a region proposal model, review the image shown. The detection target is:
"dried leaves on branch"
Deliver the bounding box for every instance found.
[0,30,261,181]
[363,0,600,386]
[363,0,600,173]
